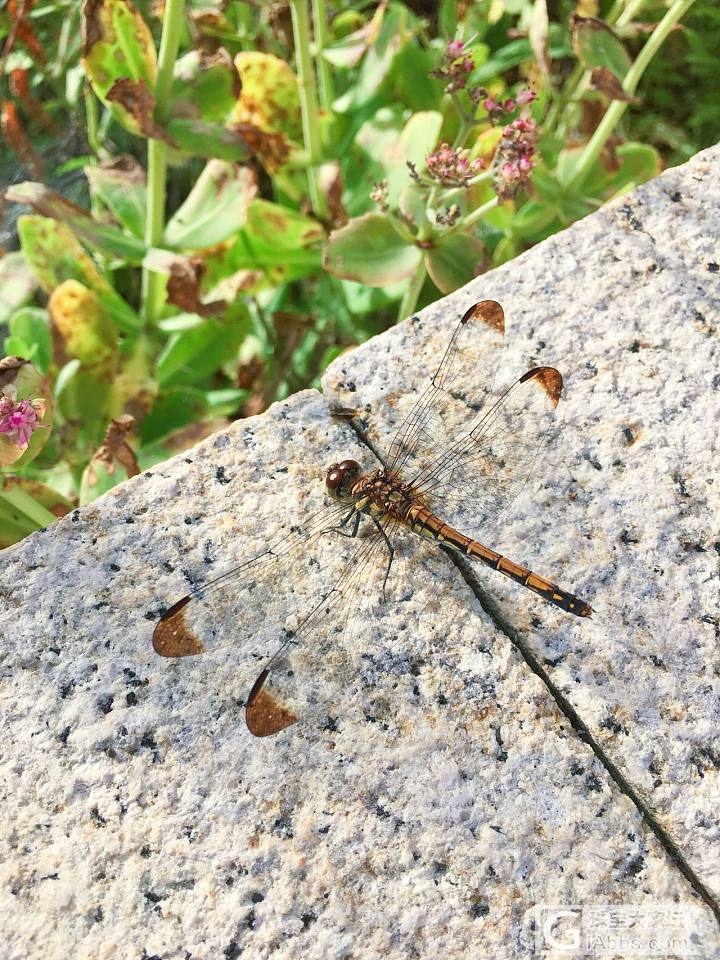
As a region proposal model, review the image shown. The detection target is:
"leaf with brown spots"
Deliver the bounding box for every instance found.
[6,181,146,261]
[590,66,640,103]
[165,255,227,317]
[106,78,173,142]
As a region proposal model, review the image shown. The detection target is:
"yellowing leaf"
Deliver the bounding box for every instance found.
[49,280,118,378]
[82,0,158,134]
[232,52,302,142]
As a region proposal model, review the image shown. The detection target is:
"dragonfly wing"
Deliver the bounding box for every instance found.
[152,498,353,658]
[384,301,505,483]
[411,366,564,541]
[245,517,403,736]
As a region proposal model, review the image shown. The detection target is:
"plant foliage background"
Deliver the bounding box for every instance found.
[0,0,716,547]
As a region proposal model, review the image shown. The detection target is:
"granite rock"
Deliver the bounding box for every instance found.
[1,146,720,958]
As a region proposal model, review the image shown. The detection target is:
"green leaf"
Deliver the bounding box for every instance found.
[13,213,144,332]
[6,307,52,375]
[85,161,147,239]
[398,183,427,229]
[512,200,557,240]
[54,363,111,442]
[341,278,406,314]
[140,386,209,445]
[606,142,662,193]
[156,310,250,387]
[171,50,238,124]
[391,111,443,203]
[245,200,324,251]
[425,233,486,295]
[572,16,631,80]
[165,161,257,250]
[389,42,444,112]
[7,182,147,262]
[325,214,421,286]
[205,388,247,414]
[78,461,121,505]
[323,4,386,69]
[0,478,71,546]
[470,24,571,83]
[82,0,158,133]
[0,252,37,325]
[165,119,253,162]
[333,5,411,112]
[54,359,82,403]
[0,495,41,548]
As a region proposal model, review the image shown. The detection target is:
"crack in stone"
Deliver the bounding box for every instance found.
[343,412,720,925]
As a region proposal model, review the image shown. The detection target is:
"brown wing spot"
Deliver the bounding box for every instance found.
[462,300,505,334]
[520,366,563,407]
[152,596,205,657]
[245,669,298,737]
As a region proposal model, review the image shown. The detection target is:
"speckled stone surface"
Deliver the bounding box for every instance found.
[1,146,719,959]
[325,143,720,905]
[1,389,717,959]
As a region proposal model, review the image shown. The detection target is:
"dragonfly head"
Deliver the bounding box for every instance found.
[325,459,361,500]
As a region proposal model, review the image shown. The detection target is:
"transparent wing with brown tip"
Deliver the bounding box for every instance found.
[152,497,353,659]
[410,366,564,541]
[384,300,505,483]
[244,516,413,737]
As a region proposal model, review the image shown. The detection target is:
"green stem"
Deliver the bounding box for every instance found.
[0,484,57,528]
[441,171,494,205]
[397,257,427,322]
[615,0,649,27]
[289,0,328,220]
[312,0,334,113]
[553,0,663,140]
[139,0,186,327]
[450,92,475,148]
[565,0,697,193]
[84,84,100,155]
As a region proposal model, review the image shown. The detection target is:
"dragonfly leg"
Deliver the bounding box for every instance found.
[371,516,395,601]
[329,509,361,539]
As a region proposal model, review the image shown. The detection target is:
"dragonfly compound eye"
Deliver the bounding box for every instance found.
[325,460,360,498]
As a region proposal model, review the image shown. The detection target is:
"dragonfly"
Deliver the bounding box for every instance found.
[153,300,592,737]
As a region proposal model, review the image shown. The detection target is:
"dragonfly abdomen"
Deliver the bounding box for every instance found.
[404,504,592,618]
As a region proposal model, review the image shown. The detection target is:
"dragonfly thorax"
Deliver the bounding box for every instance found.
[349,469,420,519]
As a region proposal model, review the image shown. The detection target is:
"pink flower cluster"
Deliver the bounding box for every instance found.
[482,87,536,123]
[0,396,43,449]
[432,39,474,93]
[494,115,538,199]
[424,143,484,187]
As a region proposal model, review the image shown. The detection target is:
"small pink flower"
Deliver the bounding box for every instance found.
[426,142,484,186]
[432,39,474,91]
[502,98,516,112]
[483,96,499,113]
[0,397,44,450]
[516,88,537,106]
[493,113,538,199]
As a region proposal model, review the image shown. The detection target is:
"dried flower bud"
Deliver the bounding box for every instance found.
[435,204,462,227]
[370,179,389,211]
